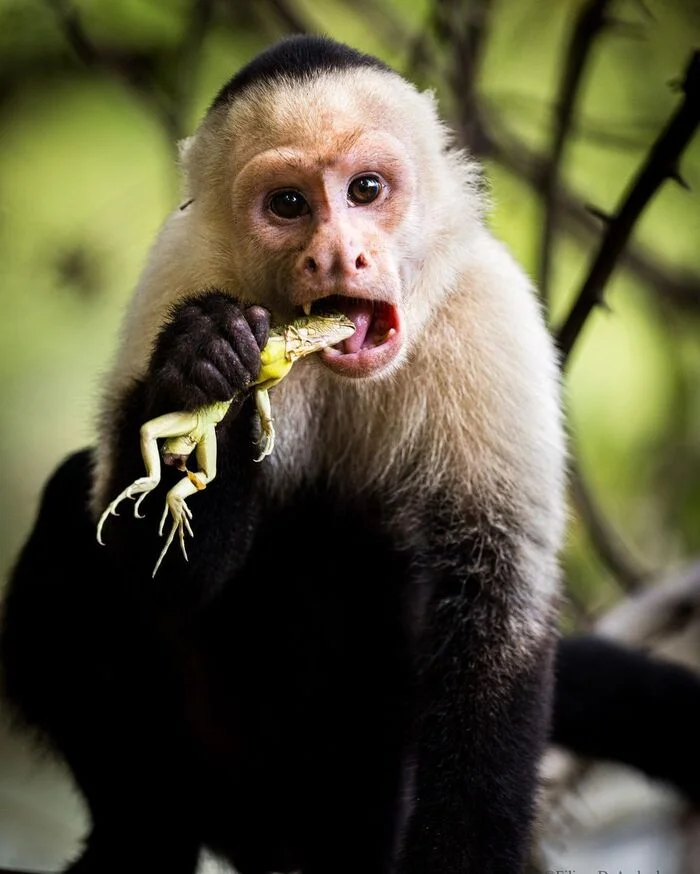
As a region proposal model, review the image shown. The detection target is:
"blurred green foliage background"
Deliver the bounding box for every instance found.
[0,0,698,626]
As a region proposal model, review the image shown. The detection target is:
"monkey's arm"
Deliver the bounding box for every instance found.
[398,517,554,874]
[93,292,272,584]
[97,309,355,570]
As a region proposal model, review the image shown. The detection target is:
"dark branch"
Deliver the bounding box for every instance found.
[339,0,416,54]
[435,0,494,153]
[266,0,309,34]
[537,0,611,304]
[172,0,217,139]
[44,0,101,67]
[555,50,700,365]
[45,0,181,146]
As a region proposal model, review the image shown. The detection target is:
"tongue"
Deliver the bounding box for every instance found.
[335,298,373,353]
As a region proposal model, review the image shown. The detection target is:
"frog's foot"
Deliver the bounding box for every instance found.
[96,476,160,545]
[152,492,194,577]
[254,418,276,462]
[253,387,276,463]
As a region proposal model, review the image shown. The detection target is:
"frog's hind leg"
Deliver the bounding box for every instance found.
[152,424,218,577]
[96,410,200,546]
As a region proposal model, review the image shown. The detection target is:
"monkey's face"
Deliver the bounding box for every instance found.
[231,127,419,378]
[185,70,469,380]
[181,70,456,381]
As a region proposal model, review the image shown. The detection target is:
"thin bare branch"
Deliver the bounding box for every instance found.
[568,459,650,593]
[537,0,611,305]
[555,50,700,365]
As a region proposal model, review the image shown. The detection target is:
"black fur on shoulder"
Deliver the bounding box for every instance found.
[210,34,394,111]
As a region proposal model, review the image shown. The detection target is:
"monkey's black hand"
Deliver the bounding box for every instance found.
[146,292,271,413]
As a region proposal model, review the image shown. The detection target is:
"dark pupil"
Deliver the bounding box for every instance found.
[349,176,380,203]
[270,190,308,218]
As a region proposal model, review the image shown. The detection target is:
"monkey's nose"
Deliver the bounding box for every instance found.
[301,247,370,278]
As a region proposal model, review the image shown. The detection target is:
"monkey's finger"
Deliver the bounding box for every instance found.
[200,335,254,393]
[147,361,210,411]
[244,305,271,351]
[191,358,243,402]
[221,310,267,378]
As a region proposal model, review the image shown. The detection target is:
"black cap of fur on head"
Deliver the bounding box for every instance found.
[210,34,394,110]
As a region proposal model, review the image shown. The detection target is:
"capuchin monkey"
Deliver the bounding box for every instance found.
[1,34,697,874]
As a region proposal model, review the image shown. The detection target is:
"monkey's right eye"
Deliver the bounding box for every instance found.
[268,190,310,219]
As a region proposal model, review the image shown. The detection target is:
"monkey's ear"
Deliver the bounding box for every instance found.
[177,137,196,201]
[178,136,195,164]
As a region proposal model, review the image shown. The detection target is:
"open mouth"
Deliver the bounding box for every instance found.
[306,295,402,378]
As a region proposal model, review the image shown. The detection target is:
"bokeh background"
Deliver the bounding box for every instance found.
[0,0,699,871]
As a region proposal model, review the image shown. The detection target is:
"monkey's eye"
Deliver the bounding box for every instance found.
[268,190,310,219]
[348,175,382,205]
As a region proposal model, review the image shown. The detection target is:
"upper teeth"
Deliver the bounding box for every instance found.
[302,303,312,316]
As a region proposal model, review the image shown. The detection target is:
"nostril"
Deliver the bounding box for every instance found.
[355,253,368,269]
[305,257,317,273]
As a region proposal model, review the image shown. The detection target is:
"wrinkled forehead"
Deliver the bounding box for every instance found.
[208,68,437,169]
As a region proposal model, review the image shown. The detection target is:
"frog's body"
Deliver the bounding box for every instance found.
[96,311,355,575]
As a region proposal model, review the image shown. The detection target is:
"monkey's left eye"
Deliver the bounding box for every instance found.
[348,175,382,205]
[268,190,310,219]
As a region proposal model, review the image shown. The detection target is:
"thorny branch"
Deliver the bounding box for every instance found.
[550,49,700,620]
[459,106,700,314]
[555,49,700,366]
[468,52,699,614]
